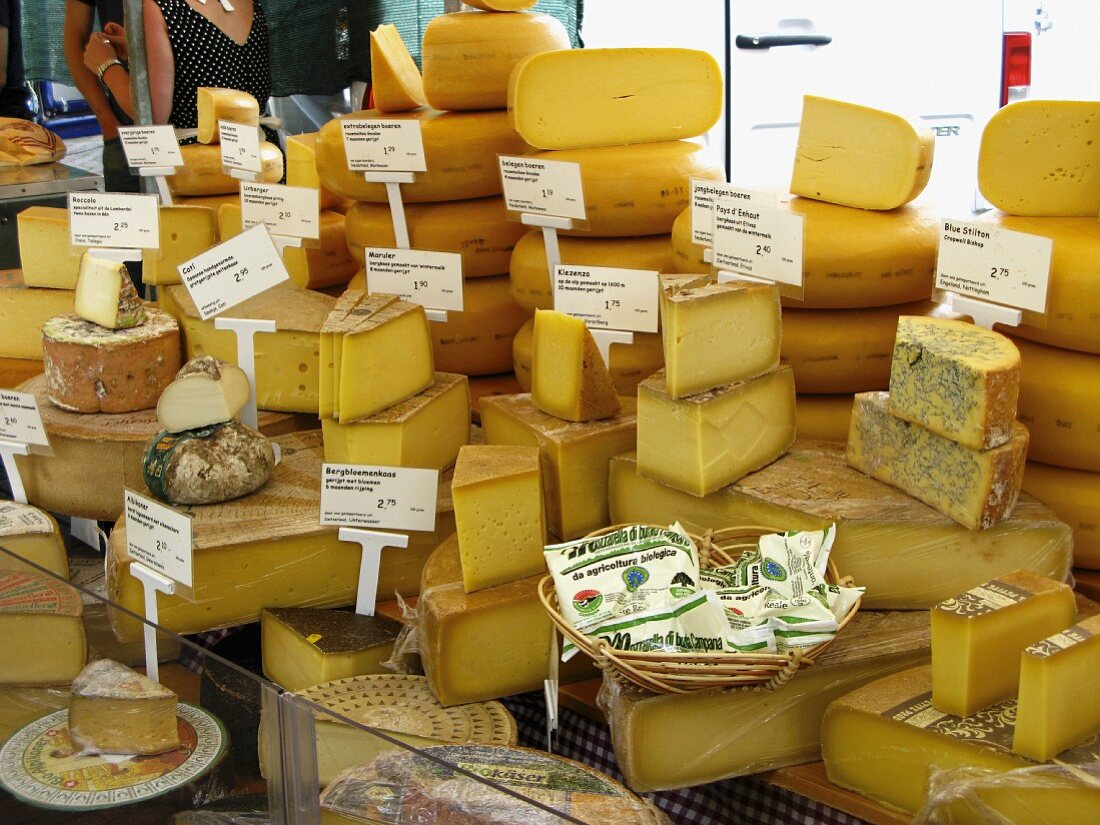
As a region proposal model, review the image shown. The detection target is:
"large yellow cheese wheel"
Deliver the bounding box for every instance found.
[168,141,283,196]
[1009,335,1100,472]
[508,229,676,313]
[345,198,525,277]
[430,275,527,375]
[984,215,1100,354]
[421,11,570,111]
[531,141,723,238]
[286,132,351,212]
[315,109,529,203]
[512,317,663,396]
[1022,461,1100,570]
[794,394,854,442]
[669,207,709,274]
[782,300,961,394]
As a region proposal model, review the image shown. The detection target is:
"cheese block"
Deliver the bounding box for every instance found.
[286,132,347,212]
[107,432,454,643]
[315,109,529,203]
[637,366,796,497]
[41,308,181,413]
[1015,613,1100,763]
[848,391,1029,530]
[791,95,934,210]
[369,24,426,113]
[462,0,537,9]
[822,665,1100,819]
[531,309,621,422]
[604,609,931,791]
[217,200,244,241]
[68,659,180,755]
[509,48,722,150]
[783,300,961,394]
[795,393,854,442]
[421,11,570,112]
[156,356,250,433]
[169,140,283,196]
[0,501,68,578]
[280,210,358,290]
[1023,461,1100,570]
[481,394,637,540]
[660,274,781,399]
[16,206,86,288]
[978,99,1100,216]
[609,446,1073,610]
[513,317,663,397]
[196,87,260,144]
[931,571,1075,716]
[0,272,73,359]
[141,204,219,286]
[536,141,723,237]
[1011,335,1100,471]
[0,570,85,685]
[160,282,333,413]
[430,274,528,376]
[345,197,524,278]
[73,254,144,329]
[322,372,470,470]
[509,229,675,314]
[319,288,364,419]
[453,445,546,592]
[260,608,402,693]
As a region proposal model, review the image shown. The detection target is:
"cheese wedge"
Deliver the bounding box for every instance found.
[531,309,621,422]
[73,254,145,329]
[369,24,426,113]
[17,206,86,288]
[68,659,179,755]
[0,570,86,685]
[197,87,260,144]
[286,132,347,211]
[141,204,218,286]
[156,356,250,433]
[0,502,67,578]
[283,210,358,290]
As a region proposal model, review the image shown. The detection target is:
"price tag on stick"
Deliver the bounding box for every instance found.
[499,156,586,220]
[364,248,464,313]
[68,192,159,249]
[340,120,427,173]
[690,180,776,246]
[178,223,290,320]
[240,182,320,239]
[219,120,263,174]
[712,198,804,289]
[552,265,659,332]
[117,125,184,169]
[0,390,50,448]
[124,489,194,591]
[321,464,438,532]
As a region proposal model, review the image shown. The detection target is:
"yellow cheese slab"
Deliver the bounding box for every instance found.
[794,394,853,442]
[196,87,260,144]
[0,570,85,685]
[978,99,1100,216]
[0,501,68,579]
[141,204,218,285]
[791,95,934,210]
[531,309,621,422]
[169,141,283,196]
[509,48,722,150]
[286,132,348,212]
[0,278,73,359]
[430,275,528,376]
[369,24,426,113]
[609,445,1073,610]
[421,11,570,112]
[1023,461,1100,570]
[637,366,796,497]
[17,206,85,288]
[284,211,358,290]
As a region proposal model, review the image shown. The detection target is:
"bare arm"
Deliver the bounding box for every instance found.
[143,0,175,124]
[63,2,119,138]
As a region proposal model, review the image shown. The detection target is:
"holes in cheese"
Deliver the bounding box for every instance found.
[0,501,68,579]
[1022,461,1100,571]
[286,132,348,212]
[791,95,935,210]
[196,87,260,145]
[169,141,283,196]
[509,48,723,150]
[68,659,180,755]
[316,109,529,203]
[531,309,621,422]
[421,11,570,112]
[142,204,219,286]
[156,356,250,433]
[369,24,426,113]
[978,99,1100,217]
[16,206,86,289]
[430,275,528,376]
[0,570,86,686]
[73,254,145,330]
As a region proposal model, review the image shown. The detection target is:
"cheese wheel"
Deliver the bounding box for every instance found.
[670,207,709,274]
[369,24,427,113]
[1023,461,1100,570]
[508,230,675,314]
[197,87,260,144]
[286,132,350,212]
[316,109,529,203]
[1009,335,1100,472]
[795,394,854,443]
[421,11,570,112]
[345,198,525,277]
[41,309,181,413]
[512,317,663,396]
[169,141,283,196]
[431,275,527,375]
[284,211,358,290]
[782,300,961,394]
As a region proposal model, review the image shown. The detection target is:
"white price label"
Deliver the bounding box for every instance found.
[320,464,438,532]
[364,248,464,313]
[712,199,805,288]
[219,120,263,173]
[690,180,776,246]
[0,391,49,448]
[117,125,184,168]
[341,120,427,173]
[499,156,586,220]
[240,182,320,239]
[553,265,659,332]
[68,192,159,248]
[935,220,1053,314]
[178,223,289,319]
[124,489,193,588]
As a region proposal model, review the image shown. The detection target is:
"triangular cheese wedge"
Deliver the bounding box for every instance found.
[73,253,145,329]
[370,24,427,113]
[68,659,180,755]
[532,309,621,422]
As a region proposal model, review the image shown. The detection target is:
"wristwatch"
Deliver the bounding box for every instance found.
[96,58,124,82]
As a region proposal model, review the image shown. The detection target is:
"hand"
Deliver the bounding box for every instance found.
[102,23,128,62]
[83,32,118,76]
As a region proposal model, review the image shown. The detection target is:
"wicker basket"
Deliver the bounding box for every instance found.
[538,524,861,695]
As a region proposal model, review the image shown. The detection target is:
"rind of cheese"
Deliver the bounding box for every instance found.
[848,391,1028,531]
[791,95,935,210]
[369,24,426,113]
[430,275,528,376]
[636,367,796,497]
[73,254,144,329]
[795,394,854,442]
[284,210,358,290]
[168,141,283,196]
[156,356,251,433]
[421,11,570,112]
[531,309,621,422]
[141,204,219,286]
[16,206,86,288]
[196,87,260,144]
[0,570,86,686]
[0,501,67,578]
[978,99,1100,216]
[510,48,721,150]
[1022,461,1100,571]
[68,658,180,755]
[888,317,1021,450]
[316,109,530,203]
[41,309,181,414]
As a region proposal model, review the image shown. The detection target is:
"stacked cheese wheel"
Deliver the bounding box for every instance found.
[973,100,1100,571]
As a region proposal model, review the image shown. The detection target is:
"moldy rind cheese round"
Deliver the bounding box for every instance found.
[315,109,530,203]
[42,308,181,413]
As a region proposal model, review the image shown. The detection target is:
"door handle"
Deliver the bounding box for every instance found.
[735,33,832,49]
